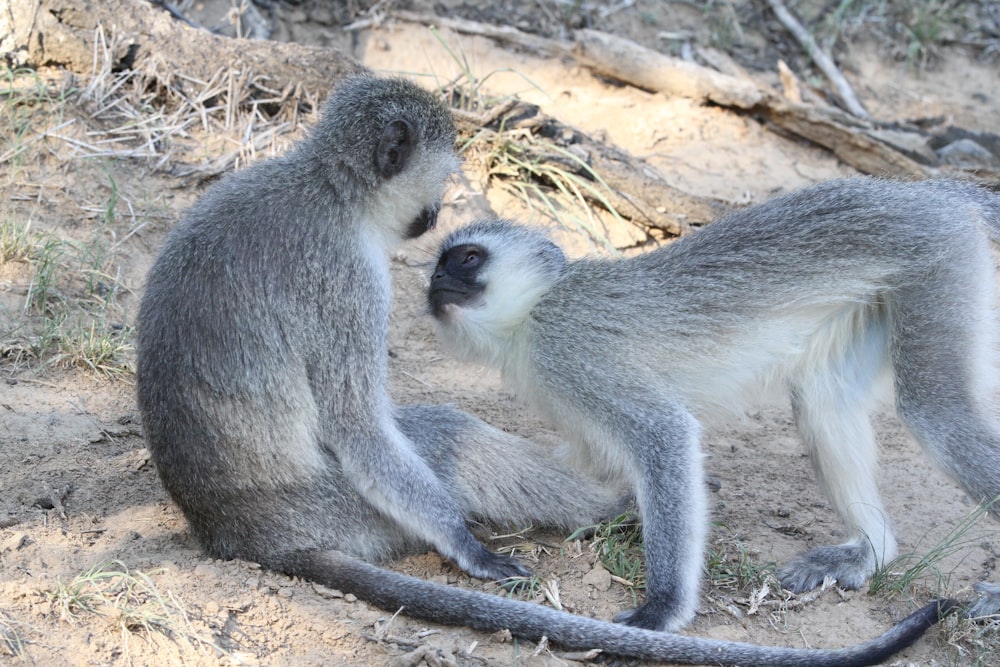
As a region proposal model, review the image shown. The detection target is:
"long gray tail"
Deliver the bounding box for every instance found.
[275,549,956,667]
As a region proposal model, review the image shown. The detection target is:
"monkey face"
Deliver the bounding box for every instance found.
[428,219,567,327]
[428,243,487,317]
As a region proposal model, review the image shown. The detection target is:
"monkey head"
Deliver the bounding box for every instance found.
[428,219,566,366]
[311,75,460,245]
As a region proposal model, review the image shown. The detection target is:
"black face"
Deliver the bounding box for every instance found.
[428,243,488,317]
[405,205,439,239]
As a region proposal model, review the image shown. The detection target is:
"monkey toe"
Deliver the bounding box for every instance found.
[779,543,874,593]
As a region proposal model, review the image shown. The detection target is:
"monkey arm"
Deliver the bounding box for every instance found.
[533,360,708,633]
[326,404,532,582]
[606,396,707,633]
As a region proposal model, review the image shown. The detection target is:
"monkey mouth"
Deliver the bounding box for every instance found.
[428,287,471,318]
[405,205,439,239]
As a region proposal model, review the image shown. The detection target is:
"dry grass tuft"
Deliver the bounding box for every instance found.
[1,24,317,377]
[49,560,222,660]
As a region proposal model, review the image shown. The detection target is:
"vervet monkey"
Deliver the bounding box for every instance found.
[429,177,1000,633]
[135,76,953,666]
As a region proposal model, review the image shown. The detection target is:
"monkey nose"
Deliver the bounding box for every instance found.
[422,206,439,231]
[405,206,440,239]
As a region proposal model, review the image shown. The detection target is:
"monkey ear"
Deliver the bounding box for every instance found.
[376,119,415,178]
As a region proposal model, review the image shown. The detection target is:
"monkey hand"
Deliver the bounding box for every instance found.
[459,544,532,582]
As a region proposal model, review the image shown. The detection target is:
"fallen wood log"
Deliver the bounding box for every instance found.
[4,0,722,238]
[9,0,992,233]
[387,14,998,185]
[571,28,928,179]
[761,98,927,178]
[572,29,765,110]
[4,0,365,100]
[588,138,724,237]
[456,100,723,237]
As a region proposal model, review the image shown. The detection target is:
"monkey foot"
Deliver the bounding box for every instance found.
[778,542,875,593]
[613,598,693,633]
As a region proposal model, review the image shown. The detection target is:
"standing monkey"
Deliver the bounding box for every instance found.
[428,177,1000,632]
[137,79,954,665]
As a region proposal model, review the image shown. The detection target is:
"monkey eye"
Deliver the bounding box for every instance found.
[443,244,486,274]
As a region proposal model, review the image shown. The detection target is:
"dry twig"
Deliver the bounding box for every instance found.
[764,0,869,118]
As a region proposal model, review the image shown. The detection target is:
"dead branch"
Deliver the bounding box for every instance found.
[389,10,564,56]
[765,0,869,118]
[572,29,766,109]
[567,28,931,179]
[582,137,724,236]
[384,15,1000,182]
[760,98,926,177]
[10,0,995,205]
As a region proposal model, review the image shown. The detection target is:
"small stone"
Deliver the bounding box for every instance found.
[581,564,612,591]
[937,138,998,167]
[311,583,343,599]
[490,628,513,643]
[1,532,28,552]
[193,563,220,579]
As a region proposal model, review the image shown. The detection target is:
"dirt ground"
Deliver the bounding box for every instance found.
[3,1,1000,665]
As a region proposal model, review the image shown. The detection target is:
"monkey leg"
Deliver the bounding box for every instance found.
[612,403,706,632]
[887,264,1000,620]
[889,259,1000,522]
[255,406,621,585]
[780,318,894,593]
[336,407,534,582]
[396,404,624,533]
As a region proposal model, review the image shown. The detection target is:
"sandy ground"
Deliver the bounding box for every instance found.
[2,1,1000,665]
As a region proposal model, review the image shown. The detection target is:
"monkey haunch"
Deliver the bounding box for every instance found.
[430,177,1000,636]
